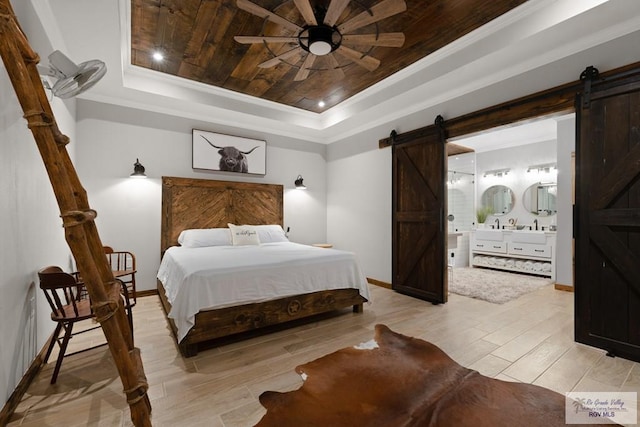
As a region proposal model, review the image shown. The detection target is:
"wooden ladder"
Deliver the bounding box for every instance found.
[0,1,152,425]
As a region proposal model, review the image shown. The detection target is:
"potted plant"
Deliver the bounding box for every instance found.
[476,206,493,227]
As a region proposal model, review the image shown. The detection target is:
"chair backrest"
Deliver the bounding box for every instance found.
[38,266,92,321]
[103,246,135,271]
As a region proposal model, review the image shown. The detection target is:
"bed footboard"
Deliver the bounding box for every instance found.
[157,280,366,357]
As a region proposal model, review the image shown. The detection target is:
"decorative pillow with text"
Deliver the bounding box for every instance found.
[228,223,261,246]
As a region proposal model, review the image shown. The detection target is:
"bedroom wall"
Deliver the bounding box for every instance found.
[326,138,392,282]
[74,100,328,293]
[0,1,76,406]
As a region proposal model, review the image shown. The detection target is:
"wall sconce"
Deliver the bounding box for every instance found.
[294,175,307,190]
[527,162,557,173]
[483,168,510,177]
[130,158,147,178]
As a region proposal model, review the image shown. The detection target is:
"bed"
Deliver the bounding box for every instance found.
[157,177,370,357]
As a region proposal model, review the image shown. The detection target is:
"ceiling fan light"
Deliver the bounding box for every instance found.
[299,24,340,56]
[309,40,332,56]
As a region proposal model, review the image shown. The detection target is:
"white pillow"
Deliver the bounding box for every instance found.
[178,228,232,248]
[253,224,289,243]
[228,223,261,246]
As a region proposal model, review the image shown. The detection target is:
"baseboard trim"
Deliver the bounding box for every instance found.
[367,278,392,289]
[136,289,158,298]
[554,283,574,292]
[0,334,54,425]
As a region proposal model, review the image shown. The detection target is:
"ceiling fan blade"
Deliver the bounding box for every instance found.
[237,0,302,33]
[334,46,380,71]
[234,36,299,44]
[326,53,346,79]
[338,0,407,34]
[342,32,405,47]
[293,0,317,25]
[258,47,302,68]
[324,0,350,26]
[294,53,317,81]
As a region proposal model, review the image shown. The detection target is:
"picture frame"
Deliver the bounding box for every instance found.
[192,129,266,175]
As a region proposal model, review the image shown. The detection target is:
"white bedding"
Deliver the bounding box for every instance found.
[157,242,371,341]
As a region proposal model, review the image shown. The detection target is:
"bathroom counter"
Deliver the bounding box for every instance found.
[469,230,556,281]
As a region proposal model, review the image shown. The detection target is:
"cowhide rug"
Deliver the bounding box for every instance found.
[256,325,617,427]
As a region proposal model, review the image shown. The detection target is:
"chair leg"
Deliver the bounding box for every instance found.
[118,280,135,343]
[43,323,63,364]
[126,304,134,343]
[50,322,74,384]
[130,276,136,305]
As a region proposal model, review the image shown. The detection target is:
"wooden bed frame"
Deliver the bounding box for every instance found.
[158,176,366,357]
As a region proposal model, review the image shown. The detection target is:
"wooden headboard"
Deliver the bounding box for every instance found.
[161,177,283,254]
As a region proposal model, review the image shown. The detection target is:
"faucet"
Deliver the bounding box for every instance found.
[533,219,538,230]
[494,218,500,230]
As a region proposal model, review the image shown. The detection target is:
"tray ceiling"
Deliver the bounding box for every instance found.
[130,0,527,113]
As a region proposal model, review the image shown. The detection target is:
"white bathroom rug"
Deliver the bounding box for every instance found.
[449,267,554,304]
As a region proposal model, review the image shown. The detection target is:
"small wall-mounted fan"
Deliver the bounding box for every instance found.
[234,0,406,81]
[37,50,107,98]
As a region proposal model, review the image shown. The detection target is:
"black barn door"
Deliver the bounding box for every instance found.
[392,120,447,303]
[575,67,640,362]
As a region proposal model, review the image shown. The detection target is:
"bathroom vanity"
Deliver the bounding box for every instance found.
[469,229,556,281]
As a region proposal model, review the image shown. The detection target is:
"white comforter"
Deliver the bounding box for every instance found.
[157,242,371,341]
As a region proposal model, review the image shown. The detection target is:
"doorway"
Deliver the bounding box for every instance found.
[447,115,571,288]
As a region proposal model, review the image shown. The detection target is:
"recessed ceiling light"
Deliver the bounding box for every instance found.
[152,51,164,61]
[318,100,325,108]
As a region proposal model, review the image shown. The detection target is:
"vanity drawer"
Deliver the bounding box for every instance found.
[508,243,552,258]
[472,240,507,254]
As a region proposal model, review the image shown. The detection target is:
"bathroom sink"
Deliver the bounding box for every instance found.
[511,230,546,244]
[474,229,504,241]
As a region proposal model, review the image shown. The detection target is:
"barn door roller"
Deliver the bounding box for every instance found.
[580,65,600,108]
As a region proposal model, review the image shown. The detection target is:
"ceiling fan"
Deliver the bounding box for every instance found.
[234,0,407,81]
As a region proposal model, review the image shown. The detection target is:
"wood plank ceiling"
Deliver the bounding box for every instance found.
[131,0,526,113]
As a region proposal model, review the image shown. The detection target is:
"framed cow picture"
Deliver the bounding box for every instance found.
[192,129,266,175]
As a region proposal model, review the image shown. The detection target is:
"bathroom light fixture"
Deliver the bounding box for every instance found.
[294,175,306,189]
[152,51,164,61]
[527,162,557,173]
[130,158,147,178]
[483,168,510,178]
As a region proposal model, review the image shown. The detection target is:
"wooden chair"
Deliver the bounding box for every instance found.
[38,266,135,383]
[38,266,102,384]
[103,246,137,304]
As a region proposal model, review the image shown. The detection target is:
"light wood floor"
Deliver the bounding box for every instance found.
[7,282,640,426]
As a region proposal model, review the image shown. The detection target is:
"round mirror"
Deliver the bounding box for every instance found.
[523,182,557,216]
[480,185,515,216]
